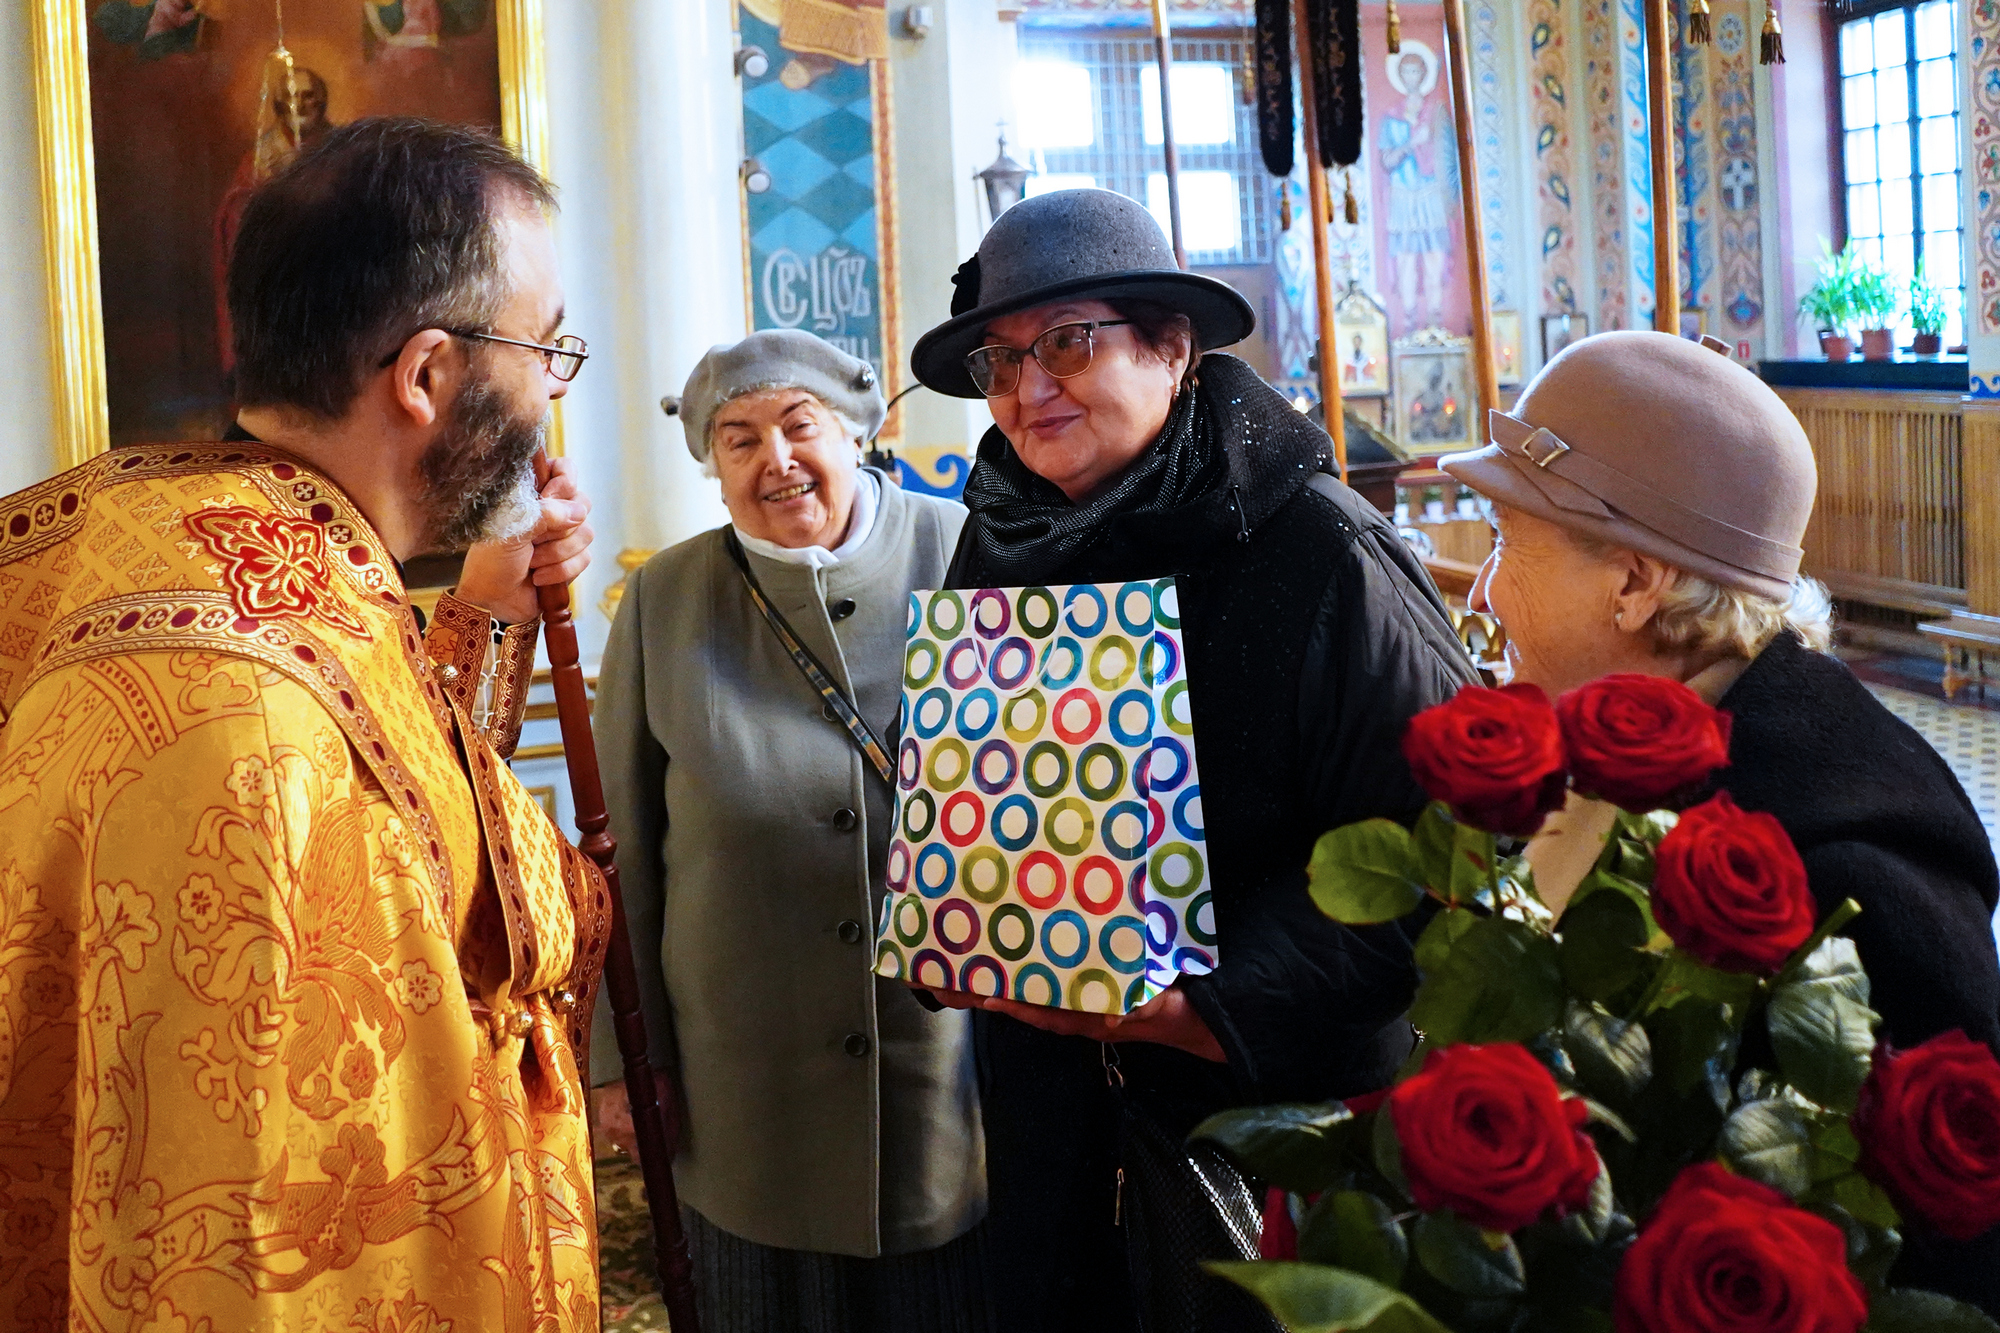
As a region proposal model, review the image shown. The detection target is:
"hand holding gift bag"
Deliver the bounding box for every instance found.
[875,580,1220,1031]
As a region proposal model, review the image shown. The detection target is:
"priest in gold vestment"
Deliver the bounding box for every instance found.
[0,120,609,1332]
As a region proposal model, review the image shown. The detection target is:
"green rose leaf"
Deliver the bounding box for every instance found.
[1558,888,1656,1004]
[1862,1288,2000,1333]
[1414,906,1478,976]
[1804,1117,1903,1229]
[1718,1097,1813,1198]
[1409,917,1564,1046]
[1563,1001,1654,1107]
[1205,1262,1455,1333]
[1413,1211,1527,1298]
[1309,821,1427,924]
[1557,1153,1618,1247]
[1299,1190,1410,1289]
[1411,803,1495,906]
[1769,950,1880,1114]
[1189,1102,1363,1194]
[1644,997,1738,1098]
[1373,1103,1412,1201]
[1820,1202,1904,1290]
[1649,952,1762,1014]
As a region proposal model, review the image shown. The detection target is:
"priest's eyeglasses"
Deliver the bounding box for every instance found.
[964,320,1132,397]
[378,329,590,381]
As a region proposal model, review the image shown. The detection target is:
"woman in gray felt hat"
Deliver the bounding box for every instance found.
[909,188,1477,1333]
[589,328,990,1331]
[1441,330,2000,1313]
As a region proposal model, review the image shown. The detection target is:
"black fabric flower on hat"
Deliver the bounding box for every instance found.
[949,256,983,317]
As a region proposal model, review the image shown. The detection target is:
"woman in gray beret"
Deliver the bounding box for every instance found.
[907,188,1476,1332]
[1441,330,2000,1313]
[590,328,988,1331]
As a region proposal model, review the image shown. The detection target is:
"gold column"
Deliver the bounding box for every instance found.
[33,0,109,468]
[496,0,565,457]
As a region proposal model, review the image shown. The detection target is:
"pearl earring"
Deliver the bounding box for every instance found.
[1614,610,1625,629]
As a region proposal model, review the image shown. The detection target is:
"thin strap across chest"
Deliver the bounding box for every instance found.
[722,530,895,787]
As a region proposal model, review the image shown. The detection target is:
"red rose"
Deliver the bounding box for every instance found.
[1651,793,1814,974]
[1388,1043,1600,1233]
[1401,684,1568,837]
[1614,1162,1866,1333]
[1555,674,1733,811]
[1854,1030,2000,1240]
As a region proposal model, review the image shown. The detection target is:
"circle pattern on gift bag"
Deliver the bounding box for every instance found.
[927,591,966,639]
[960,954,1007,996]
[912,687,953,739]
[1041,909,1090,968]
[956,688,999,741]
[971,588,1012,639]
[989,902,1036,960]
[961,847,1010,903]
[926,737,970,792]
[991,794,1039,851]
[890,578,1211,1015]
[973,739,1017,795]
[875,940,906,979]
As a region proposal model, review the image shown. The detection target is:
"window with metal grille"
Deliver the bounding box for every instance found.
[1836,0,1964,346]
[1013,25,1273,267]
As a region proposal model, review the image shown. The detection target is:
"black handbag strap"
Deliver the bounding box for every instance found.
[723,530,895,786]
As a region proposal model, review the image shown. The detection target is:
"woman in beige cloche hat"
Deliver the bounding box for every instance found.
[1441,330,2000,1312]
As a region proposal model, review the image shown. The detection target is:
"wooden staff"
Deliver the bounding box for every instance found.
[1442,0,1498,431]
[532,507,701,1333]
[1643,0,1680,332]
[1149,0,1188,269]
[1290,0,1347,481]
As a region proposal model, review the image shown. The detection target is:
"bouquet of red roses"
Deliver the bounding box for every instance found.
[1192,675,2000,1333]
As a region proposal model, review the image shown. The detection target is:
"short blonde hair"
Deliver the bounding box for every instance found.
[1562,526,1834,658]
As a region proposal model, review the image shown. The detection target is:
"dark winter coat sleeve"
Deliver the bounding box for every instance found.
[1180,489,1479,1102]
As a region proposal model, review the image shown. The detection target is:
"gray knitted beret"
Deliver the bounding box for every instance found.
[674,329,887,463]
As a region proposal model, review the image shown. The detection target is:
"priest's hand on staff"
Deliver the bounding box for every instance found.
[920,984,1226,1062]
[456,453,596,625]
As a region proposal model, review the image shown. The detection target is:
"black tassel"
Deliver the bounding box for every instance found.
[1305,0,1364,169]
[1760,2,1785,64]
[1688,0,1711,43]
[1254,0,1294,178]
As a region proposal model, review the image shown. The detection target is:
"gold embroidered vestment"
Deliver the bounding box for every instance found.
[0,446,610,1333]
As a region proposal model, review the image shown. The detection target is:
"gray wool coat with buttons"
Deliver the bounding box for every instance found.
[589,471,982,1258]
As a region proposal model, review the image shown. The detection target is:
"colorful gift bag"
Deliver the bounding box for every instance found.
[872,580,1215,1015]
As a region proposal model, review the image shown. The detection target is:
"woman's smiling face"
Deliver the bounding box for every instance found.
[980,299,1189,504]
[710,389,860,549]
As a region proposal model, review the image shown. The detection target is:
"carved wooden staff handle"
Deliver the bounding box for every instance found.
[531,520,701,1332]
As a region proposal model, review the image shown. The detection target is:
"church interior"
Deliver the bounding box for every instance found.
[3,0,2000,1327]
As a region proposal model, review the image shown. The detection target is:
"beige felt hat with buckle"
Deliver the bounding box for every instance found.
[1439,330,1817,601]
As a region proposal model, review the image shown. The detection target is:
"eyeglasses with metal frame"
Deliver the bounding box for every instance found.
[377,328,589,382]
[963,319,1132,397]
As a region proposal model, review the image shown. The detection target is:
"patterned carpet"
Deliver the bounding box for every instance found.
[596,1153,670,1331]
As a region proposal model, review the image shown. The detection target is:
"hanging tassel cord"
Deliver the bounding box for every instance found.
[1342,170,1359,225]
[1688,0,1711,43]
[1385,0,1401,53]
[1761,2,1785,64]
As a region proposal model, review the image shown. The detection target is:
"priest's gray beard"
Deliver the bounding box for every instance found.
[417,362,547,554]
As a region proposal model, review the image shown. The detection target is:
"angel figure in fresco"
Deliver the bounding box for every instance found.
[362,0,488,58]
[1378,41,1458,326]
[212,62,337,376]
[92,0,209,60]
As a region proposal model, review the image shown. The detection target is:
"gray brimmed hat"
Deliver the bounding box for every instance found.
[910,188,1256,399]
[1439,330,1817,601]
[675,328,887,463]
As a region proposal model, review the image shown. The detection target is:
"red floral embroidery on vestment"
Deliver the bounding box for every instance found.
[185,506,370,638]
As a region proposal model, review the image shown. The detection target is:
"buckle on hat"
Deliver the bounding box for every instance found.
[1519,428,1571,469]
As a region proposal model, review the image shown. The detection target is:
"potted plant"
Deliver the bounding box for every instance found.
[1850,253,1900,360]
[1909,261,1946,356]
[1799,244,1856,361]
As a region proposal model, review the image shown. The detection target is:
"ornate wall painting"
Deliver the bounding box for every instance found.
[1333,282,1392,397]
[1970,0,1999,340]
[1363,3,1472,345]
[1583,0,1628,330]
[1705,0,1763,352]
[33,0,545,465]
[737,0,900,443]
[1669,0,1714,316]
[1393,330,1474,450]
[1528,0,1579,316]
[1470,0,1515,313]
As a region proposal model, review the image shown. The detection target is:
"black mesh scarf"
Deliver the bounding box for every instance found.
[959,381,1227,586]
[1253,0,1293,179]
[1306,0,1364,169]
